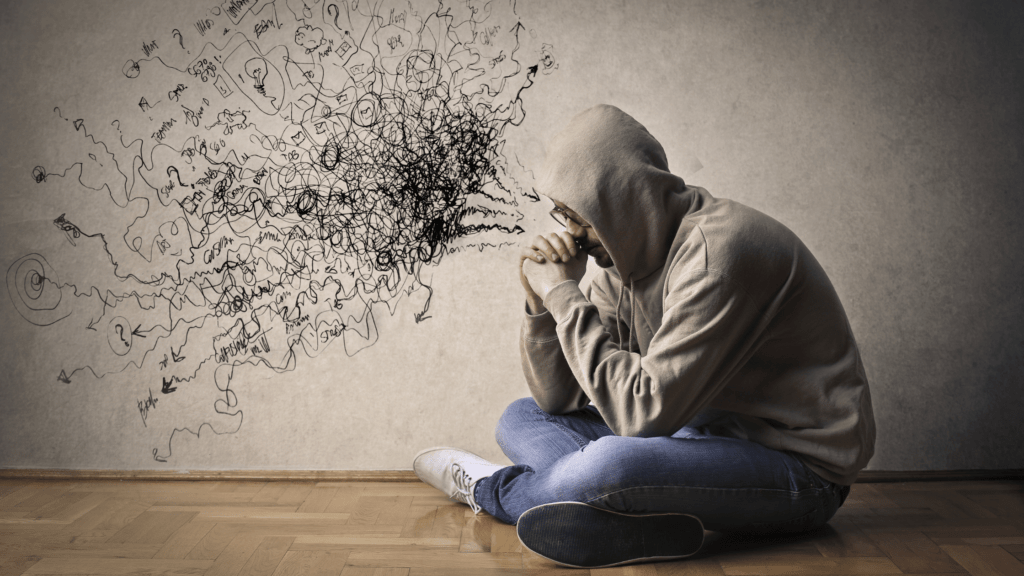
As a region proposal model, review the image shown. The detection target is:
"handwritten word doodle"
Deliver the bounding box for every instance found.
[11,0,556,462]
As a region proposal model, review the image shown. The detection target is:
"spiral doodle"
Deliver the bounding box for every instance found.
[6,253,72,326]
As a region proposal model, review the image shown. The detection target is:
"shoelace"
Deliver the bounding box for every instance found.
[451,463,482,514]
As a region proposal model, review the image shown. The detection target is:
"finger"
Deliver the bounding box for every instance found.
[544,232,574,262]
[555,230,579,257]
[530,236,561,263]
[520,244,546,263]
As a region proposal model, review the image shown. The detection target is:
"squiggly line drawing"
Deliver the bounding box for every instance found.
[16,0,557,463]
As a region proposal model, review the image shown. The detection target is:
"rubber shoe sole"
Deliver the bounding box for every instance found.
[516,501,704,568]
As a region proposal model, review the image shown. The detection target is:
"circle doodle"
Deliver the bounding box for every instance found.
[6,254,72,326]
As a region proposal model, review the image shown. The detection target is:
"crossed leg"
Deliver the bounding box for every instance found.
[474,397,847,532]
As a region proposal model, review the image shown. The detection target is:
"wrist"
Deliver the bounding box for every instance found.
[539,279,577,304]
[526,295,547,315]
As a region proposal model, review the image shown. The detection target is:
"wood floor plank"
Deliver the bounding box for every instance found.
[147,506,350,524]
[55,496,137,539]
[459,515,494,553]
[958,532,1024,541]
[940,545,1012,576]
[846,484,900,508]
[942,544,1024,576]
[968,545,1024,576]
[233,482,269,494]
[652,558,728,575]
[1001,544,1024,563]
[45,492,109,523]
[861,528,968,573]
[813,519,885,557]
[409,565,585,569]
[250,483,289,505]
[22,490,92,521]
[924,524,1024,545]
[298,486,340,514]
[490,522,522,555]
[376,497,415,526]
[275,483,315,507]
[270,550,347,576]
[426,505,462,539]
[149,505,300,516]
[4,485,73,518]
[399,506,437,538]
[231,523,404,537]
[93,497,152,532]
[0,484,44,510]
[31,542,163,559]
[324,485,366,514]
[359,484,438,497]
[134,511,198,545]
[293,536,459,552]
[153,519,216,559]
[591,564,660,575]
[341,567,410,576]
[21,557,212,575]
[0,481,22,499]
[963,492,1024,520]
[348,497,395,526]
[204,533,267,576]
[0,556,43,576]
[237,535,294,576]
[718,556,903,574]
[106,510,189,544]
[938,490,1002,519]
[346,548,523,570]
[151,492,263,506]
[185,523,241,560]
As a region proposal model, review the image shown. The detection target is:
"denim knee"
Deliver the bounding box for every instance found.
[495,397,542,447]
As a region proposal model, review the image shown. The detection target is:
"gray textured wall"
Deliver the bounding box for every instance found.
[1,0,1021,472]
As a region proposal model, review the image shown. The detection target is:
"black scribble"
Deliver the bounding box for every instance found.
[138,388,159,426]
[16,0,557,464]
[53,214,82,246]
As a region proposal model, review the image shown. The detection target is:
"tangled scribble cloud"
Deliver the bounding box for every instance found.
[9,0,554,462]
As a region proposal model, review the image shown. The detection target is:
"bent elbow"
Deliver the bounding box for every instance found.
[533,394,581,416]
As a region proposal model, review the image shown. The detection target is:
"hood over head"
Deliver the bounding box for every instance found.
[538,104,691,282]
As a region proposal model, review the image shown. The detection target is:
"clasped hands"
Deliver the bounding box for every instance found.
[519,230,588,312]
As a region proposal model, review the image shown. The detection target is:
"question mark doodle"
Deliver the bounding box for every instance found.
[172,29,184,49]
[328,4,341,29]
[167,166,187,187]
[107,316,133,356]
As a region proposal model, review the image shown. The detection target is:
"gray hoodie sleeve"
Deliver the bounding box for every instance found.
[520,306,589,414]
[519,280,628,414]
[540,268,763,438]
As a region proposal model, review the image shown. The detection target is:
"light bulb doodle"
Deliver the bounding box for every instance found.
[244,57,268,97]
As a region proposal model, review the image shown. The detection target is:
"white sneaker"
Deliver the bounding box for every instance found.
[413,446,505,514]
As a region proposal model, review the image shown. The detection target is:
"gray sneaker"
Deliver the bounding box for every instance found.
[517,501,705,568]
[412,446,505,514]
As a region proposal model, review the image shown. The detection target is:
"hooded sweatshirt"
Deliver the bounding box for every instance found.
[521,105,875,486]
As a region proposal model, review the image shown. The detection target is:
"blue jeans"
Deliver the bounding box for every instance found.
[474,397,849,530]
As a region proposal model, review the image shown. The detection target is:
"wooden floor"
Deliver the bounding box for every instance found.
[0,479,1022,575]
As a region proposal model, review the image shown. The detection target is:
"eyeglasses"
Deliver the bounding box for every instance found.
[550,206,591,229]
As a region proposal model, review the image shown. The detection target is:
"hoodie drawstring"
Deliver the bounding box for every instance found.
[629,277,636,355]
[614,275,638,356]
[614,278,625,351]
